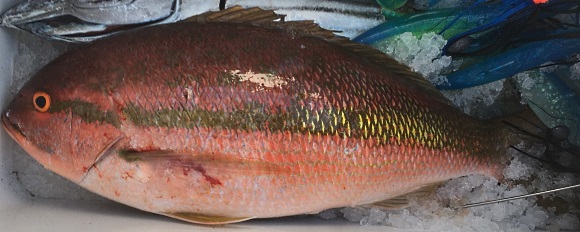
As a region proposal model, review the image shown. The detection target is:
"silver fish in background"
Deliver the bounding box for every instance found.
[1,0,383,42]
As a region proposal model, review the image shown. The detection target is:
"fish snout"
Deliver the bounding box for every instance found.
[2,111,27,143]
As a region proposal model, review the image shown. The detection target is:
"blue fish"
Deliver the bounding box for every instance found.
[438,37,580,89]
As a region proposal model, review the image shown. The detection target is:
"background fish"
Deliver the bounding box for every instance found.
[2,7,512,224]
[1,0,383,42]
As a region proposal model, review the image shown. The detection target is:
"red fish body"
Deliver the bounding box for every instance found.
[2,8,508,224]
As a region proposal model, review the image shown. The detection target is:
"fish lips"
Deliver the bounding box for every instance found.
[1,111,50,169]
[2,111,27,146]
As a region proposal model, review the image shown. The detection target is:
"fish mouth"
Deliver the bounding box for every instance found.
[2,112,27,144]
[2,111,85,183]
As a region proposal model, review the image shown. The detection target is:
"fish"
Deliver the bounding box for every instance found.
[355,0,580,90]
[1,0,383,42]
[438,37,580,90]
[2,6,513,225]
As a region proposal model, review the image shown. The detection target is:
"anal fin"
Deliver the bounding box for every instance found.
[364,182,444,210]
[164,212,255,225]
[365,195,411,211]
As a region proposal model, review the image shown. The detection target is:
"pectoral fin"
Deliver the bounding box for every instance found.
[164,212,255,225]
[119,150,290,176]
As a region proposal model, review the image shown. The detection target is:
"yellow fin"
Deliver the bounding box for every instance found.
[181,6,451,105]
[164,212,255,225]
[364,182,444,210]
[365,195,411,211]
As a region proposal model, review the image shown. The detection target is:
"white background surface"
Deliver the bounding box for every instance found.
[2,198,407,232]
[0,1,407,231]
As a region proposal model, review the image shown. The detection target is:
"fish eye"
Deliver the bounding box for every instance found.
[33,91,51,113]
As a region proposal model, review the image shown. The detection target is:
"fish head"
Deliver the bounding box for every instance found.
[2,61,123,183]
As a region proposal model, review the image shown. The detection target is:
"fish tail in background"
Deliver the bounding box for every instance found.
[437,38,580,89]
[440,0,541,55]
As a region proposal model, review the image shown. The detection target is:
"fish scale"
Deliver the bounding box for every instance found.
[2,8,510,224]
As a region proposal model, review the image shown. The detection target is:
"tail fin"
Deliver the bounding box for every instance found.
[500,108,580,173]
[500,108,548,143]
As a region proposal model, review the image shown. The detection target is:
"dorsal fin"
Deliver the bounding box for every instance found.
[183,6,285,24]
[182,6,451,105]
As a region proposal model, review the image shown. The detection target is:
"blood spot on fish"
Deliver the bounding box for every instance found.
[82,166,88,173]
[186,165,222,186]
[182,165,222,186]
[114,191,120,197]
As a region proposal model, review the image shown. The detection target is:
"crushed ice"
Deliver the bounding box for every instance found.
[328,145,579,231]
[372,32,452,85]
